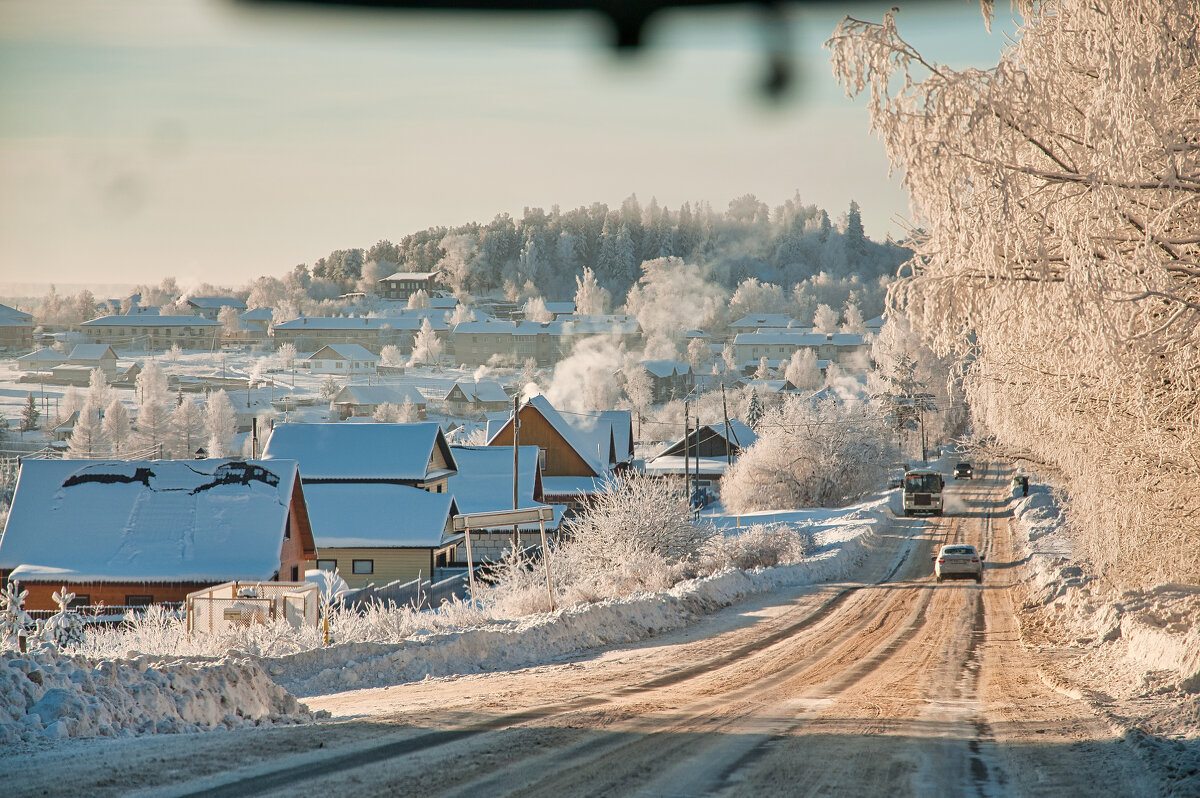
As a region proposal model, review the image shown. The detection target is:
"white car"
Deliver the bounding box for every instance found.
[933,544,984,583]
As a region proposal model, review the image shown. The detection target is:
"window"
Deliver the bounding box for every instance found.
[290,565,299,581]
[68,594,90,609]
[539,448,548,469]
[316,559,337,571]
[125,594,154,606]
[352,559,374,575]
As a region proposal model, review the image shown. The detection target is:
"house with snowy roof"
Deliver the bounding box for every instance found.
[444,380,510,417]
[330,384,426,419]
[15,347,67,373]
[271,315,446,354]
[186,296,247,321]
[261,422,461,584]
[639,359,695,404]
[302,344,379,375]
[485,395,633,512]
[733,330,870,374]
[377,271,439,302]
[80,315,222,350]
[66,344,119,379]
[447,445,560,561]
[642,420,758,497]
[0,459,317,611]
[728,314,806,334]
[0,302,33,352]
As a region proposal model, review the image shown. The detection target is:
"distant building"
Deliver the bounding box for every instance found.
[272,315,446,354]
[330,384,427,420]
[444,380,511,416]
[302,344,380,375]
[733,330,871,374]
[186,297,247,321]
[377,272,439,302]
[79,315,222,350]
[638,359,695,404]
[0,303,33,352]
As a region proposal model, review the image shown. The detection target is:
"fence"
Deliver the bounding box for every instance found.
[186,581,319,635]
[26,603,185,625]
[340,572,469,611]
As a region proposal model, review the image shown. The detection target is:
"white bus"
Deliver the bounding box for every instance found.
[902,470,944,516]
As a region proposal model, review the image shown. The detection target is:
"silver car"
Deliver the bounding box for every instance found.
[933,544,984,583]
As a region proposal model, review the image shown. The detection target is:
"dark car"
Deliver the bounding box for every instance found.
[953,462,973,480]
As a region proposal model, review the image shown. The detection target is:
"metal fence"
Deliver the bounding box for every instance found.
[340,572,469,611]
[26,603,185,625]
[186,581,319,634]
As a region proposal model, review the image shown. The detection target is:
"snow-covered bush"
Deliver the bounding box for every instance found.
[697,523,814,573]
[38,587,86,649]
[1,582,32,651]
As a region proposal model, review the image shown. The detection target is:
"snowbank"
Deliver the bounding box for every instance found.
[0,649,320,746]
[268,497,890,697]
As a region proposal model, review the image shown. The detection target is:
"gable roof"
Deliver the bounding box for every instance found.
[80,315,221,328]
[186,297,246,310]
[332,385,426,406]
[729,314,803,329]
[0,303,33,324]
[0,459,303,583]
[654,420,758,459]
[262,422,454,482]
[68,344,118,362]
[302,483,458,548]
[306,344,380,362]
[486,396,633,476]
[241,307,275,321]
[17,348,67,365]
[273,316,447,332]
[379,271,438,281]
[447,445,558,529]
[641,359,690,378]
[448,380,509,404]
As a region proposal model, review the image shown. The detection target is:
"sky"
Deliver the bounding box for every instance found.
[0,0,1022,291]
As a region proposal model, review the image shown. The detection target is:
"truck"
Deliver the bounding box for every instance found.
[902,469,944,516]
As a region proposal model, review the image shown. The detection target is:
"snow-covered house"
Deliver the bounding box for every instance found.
[734,331,870,374]
[186,296,247,321]
[639,359,695,404]
[303,344,379,375]
[377,271,439,302]
[15,348,67,373]
[330,384,426,419]
[79,315,222,350]
[642,421,758,497]
[0,302,33,352]
[447,445,560,561]
[240,307,274,332]
[444,380,510,417]
[261,423,460,584]
[486,395,633,512]
[302,484,460,588]
[66,344,119,379]
[728,314,806,334]
[0,459,317,611]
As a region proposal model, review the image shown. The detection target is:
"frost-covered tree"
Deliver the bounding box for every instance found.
[276,342,297,370]
[812,303,839,334]
[396,397,419,423]
[523,296,553,323]
[624,257,728,360]
[102,398,131,457]
[372,402,402,423]
[406,289,430,310]
[784,349,821,391]
[136,361,169,406]
[409,318,444,368]
[754,356,771,381]
[449,302,476,327]
[318,376,340,401]
[171,397,206,458]
[728,278,789,321]
[830,1,1200,586]
[39,587,86,649]
[840,302,866,334]
[218,305,240,335]
[0,581,32,651]
[204,390,237,458]
[85,368,113,412]
[722,396,890,512]
[746,389,764,429]
[573,266,611,316]
[686,337,709,372]
[66,403,110,459]
[379,344,403,367]
[19,393,38,434]
[134,397,172,457]
[721,343,739,379]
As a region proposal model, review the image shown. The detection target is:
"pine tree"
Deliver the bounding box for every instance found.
[746,389,764,430]
[204,390,237,457]
[20,393,39,434]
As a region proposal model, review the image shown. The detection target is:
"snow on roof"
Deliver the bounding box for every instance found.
[262,422,454,481]
[540,475,611,499]
[428,297,458,309]
[241,307,274,320]
[734,331,866,347]
[641,456,731,477]
[559,315,641,335]
[187,297,246,309]
[641,359,689,378]
[274,316,445,332]
[450,380,509,404]
[17,348,66,364]
[379,271,438,281]
[543,301,575,314]
[332,384,426,406]
[81,315,221,327]
[729,314,802,328]
[68,344,117,361]
[306,344,379,362]
[0,459,298,582]
[524,395,604,474]
[301,483,457,548]
[0,303,32,324]
[447,445,560,529]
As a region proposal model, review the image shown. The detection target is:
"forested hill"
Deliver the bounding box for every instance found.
[302,194,911,306]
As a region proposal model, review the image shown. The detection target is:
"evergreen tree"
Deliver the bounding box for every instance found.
[746,389,764,430]
[20,393,39,434]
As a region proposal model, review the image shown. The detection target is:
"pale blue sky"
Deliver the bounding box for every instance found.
[0,0,1021,288]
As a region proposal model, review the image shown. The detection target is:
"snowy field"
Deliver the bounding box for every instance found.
[0,494,892,748]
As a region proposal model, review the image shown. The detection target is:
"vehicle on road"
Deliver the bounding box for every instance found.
[902,470,944,516]
[953,462,974,479]
[932,543,984,583]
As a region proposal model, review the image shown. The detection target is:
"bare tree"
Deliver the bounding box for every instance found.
[829,1,1200,587]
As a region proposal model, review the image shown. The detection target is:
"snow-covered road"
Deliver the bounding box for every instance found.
[3,466,1183,795]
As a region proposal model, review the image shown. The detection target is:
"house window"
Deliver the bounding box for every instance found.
[539,448,548,469]
[68,594,90,609]
[290,566,299,581]
[125,594,154,606]
[317,559,337,571]
[352,559,374,575]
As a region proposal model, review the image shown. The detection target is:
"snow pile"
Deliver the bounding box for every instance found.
[268,499,887,697]
[0,649,320,745]
[1009,480,1200,793]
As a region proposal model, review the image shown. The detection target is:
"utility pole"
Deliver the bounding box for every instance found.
[683,400,690,504]
[721,384,732,466]
[512,393,520,551]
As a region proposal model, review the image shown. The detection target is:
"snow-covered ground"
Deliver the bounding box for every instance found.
[0,495,891,748]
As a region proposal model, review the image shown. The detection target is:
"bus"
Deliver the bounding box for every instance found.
[903,469,945,516]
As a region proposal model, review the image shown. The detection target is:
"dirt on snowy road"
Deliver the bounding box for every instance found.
[4,467,1172,796]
